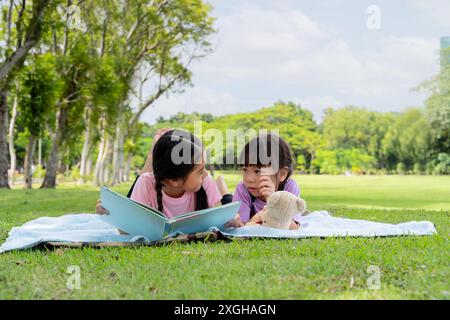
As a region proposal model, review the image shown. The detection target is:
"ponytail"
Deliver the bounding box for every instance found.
[155,180,164,212]
[195,186,208,211]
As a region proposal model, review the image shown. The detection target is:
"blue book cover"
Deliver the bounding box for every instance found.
[99,187,240,241]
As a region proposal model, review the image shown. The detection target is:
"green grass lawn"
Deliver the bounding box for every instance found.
[0,173,449,299]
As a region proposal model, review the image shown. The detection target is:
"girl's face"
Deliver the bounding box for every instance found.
[182,162,208,192]
[241,165,287,197]
[162,150,208,195]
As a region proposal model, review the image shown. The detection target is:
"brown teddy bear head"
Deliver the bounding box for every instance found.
[261,191,307,229]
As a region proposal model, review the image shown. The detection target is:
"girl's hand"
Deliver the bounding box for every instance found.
[257,176,276,200]
[224,213,244,229]
[95,199,108,215]
[96,199,128,234]
[289,220,300,230]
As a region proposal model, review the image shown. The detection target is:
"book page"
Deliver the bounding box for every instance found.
[168,201,240,223]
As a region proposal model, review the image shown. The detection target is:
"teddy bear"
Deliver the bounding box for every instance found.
[249,191,307,230]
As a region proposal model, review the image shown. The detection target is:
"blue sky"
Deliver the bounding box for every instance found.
[140,0,450,123]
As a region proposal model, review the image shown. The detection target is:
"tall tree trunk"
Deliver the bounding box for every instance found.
[58,153,67,175]
[24,134,37,189]
[119,126,126,183]
[80,107,92,183]
[102,135,113,185]
[86,155,92,176]
[8,86,18,185]
[42,135,60,188]
[111,122,122,185]
[124,152,132,182]
[94,139,105,186]
[41,106,68,188]
[38,138,42,167]
[0,91,10,189]
[118,139,125,183]
[94,119,106,186]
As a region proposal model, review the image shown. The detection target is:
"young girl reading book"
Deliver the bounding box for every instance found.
[221,133,301,230]
[96,129,223,219]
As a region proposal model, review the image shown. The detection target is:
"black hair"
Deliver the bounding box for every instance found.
[152,129,208,212]
[239,133,294,191]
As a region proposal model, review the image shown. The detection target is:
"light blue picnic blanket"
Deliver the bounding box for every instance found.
[0,211,437,253]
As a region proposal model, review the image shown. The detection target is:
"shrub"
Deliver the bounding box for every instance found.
[396,162,406,175]
[413,163,424,175]
[435,153,450,174]
[296,154,307,172]
[32,165,45,179]
[70,167,81,181]
[312,150,339,174]
[426,161,435,175]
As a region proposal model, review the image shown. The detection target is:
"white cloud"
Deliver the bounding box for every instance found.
[141,86,237,123]
[140,2,441,124]
[198,6,439,92]
[195,6,327,80]
[411,0,450,28]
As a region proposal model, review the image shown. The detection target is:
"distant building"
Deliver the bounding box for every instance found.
[441,36,450,69]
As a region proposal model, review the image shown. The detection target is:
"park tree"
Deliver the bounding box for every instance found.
[17,53,61,188]
[39,0,216,188]
[0,0,51,188]
[109,0,215,186]
[321,106,396,170]
[33,0,214,188]
[382,108,432,171]
[412,46,450,175]
[427,93,450,154]
[322,107,377,151]
[423,47,450,156]
[40,28,93,188]
[312,148,375,174]
[85,56,123,185]
[366,112,397,169]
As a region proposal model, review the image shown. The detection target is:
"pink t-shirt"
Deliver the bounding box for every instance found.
[130,172,222,219]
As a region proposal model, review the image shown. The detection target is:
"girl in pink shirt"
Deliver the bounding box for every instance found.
[130,129,222,218]
[97,129,222,220]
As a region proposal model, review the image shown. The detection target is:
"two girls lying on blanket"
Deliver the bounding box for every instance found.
[96,129,306,230]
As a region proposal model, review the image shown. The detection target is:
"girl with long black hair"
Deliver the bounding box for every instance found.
[97,129,222,219]
[129,129,222,218]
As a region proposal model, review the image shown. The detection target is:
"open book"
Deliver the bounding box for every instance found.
[100,187,241,241]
